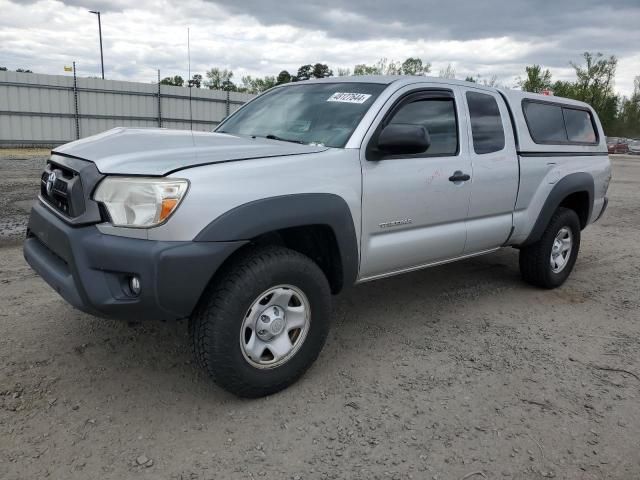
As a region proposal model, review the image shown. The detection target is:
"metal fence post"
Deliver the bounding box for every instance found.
[72,61,80,139]
[157,69,162,128]
[226,90,230,117]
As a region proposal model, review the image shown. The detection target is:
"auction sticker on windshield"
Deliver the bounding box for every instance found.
[327,92,372,104]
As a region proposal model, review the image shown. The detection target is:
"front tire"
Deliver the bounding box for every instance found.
[519,207,581,289]
[190,245,331,398]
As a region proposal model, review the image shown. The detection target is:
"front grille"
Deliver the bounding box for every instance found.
[40,161,84,217]
[38,154,104,225]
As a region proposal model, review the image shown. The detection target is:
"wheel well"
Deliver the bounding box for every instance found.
[559,191,590,229]
[250,225,345,294]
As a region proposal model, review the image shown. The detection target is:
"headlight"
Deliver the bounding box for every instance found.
[93,177,189,228]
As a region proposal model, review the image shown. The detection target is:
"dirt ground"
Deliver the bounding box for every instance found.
[0,149,47,245]
[0,151,639,480]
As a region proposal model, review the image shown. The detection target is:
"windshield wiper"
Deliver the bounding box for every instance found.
[258,134,306,145]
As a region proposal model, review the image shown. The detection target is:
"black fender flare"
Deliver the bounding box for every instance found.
[522,172,594,246]
[194,193,359,287]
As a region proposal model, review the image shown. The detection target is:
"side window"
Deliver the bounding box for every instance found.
[523,102,567,143]
[563,108,597,143]
[388,97,458,156]
[466,91,505,154]
[523,100,598,145]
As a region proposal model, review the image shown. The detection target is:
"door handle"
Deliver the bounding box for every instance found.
[448,171,471,182]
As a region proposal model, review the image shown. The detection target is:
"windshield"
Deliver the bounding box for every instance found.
[217,82,387,148]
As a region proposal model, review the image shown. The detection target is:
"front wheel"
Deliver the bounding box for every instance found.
[190,245,331,398]
[519,207,581,289]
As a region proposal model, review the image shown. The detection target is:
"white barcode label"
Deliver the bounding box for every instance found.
[327,92,372,104]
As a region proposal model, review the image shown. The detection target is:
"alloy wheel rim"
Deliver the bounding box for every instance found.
[239,285,310,369]
[550,227,573,273]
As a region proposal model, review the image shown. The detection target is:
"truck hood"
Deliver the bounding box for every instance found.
[53,127,329,175]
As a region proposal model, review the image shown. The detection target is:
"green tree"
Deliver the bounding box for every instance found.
[464,76,477,83]
[353,58,397,76]
[353,58,429,76]
[312,63,333,78]
[401,57,430,75]
[550,80,576,98]
[16,68,33,73]
[188,74,203,88]
[0,66,7,71]
[261,76,278,91]
[353,63,381,75]
[276,70,292,84]
[239,75,277,94]
[518,64,552,93]
[567,52,619,132]
[296,64,313,81]
[160,75,184,86]
[222,79,236,91]
[614,76,640,138]
[204,68,235,90]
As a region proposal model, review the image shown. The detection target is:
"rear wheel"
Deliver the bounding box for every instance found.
[190,245,331,398]
[519,207,581,289]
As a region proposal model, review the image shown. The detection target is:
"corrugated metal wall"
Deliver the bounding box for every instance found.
[0,71,255,147]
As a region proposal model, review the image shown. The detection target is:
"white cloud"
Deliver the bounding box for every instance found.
[0,0,638,96]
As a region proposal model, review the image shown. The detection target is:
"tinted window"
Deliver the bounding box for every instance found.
[466,92,505,154]
[523,102,568,143]
[388,98,458,155]
[564,108,597,143]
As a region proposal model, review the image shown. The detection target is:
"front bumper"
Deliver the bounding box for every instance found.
[23,201,245,321]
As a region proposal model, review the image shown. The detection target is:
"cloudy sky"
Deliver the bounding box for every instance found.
[1,0,639,95]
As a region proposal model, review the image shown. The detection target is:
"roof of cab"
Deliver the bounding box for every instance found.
[300,75,595,110]
[295,74,500,93]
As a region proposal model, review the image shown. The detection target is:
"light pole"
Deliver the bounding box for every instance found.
[89,10,104,79]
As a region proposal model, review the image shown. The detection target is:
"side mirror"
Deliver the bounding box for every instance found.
[376,123,431,155]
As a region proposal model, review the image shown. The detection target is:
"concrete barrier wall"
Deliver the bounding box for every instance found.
[0,71,255,147]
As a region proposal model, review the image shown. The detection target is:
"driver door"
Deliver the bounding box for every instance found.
[359,87,472,280]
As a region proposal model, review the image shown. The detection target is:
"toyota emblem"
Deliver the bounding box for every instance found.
[46,171,57,195]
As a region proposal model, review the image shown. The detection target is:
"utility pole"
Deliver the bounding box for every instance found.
[187,27,193,130]
[72,62,80,139]
[89,10,104,79]
[157,69,162,127]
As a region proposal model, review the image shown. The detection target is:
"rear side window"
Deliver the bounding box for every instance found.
[523,100,598,145]
[523,102,567,143]
[564,108,597,143]
[388,98,458,156]
[466,92,505,154]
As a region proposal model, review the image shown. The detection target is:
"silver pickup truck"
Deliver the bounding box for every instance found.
[24,76,611,397]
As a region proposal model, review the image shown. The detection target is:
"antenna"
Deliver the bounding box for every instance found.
[188,27,193,131]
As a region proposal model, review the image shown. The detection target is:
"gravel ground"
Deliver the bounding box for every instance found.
[0,151,639,480]
[0,149,48,246]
